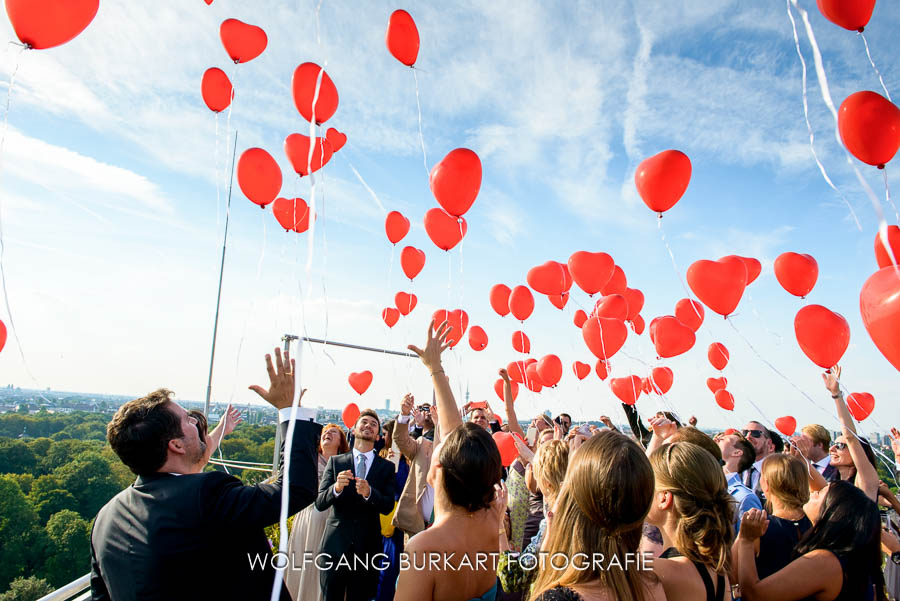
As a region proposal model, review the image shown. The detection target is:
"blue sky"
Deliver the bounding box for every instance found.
[0,0,898,434]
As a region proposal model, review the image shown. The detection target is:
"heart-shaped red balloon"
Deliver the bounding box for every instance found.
[593,295,629,321]
[201,67,233,113]
[382,307,399,328]
[433,309,469,347]
[838,91,900,168]
[816,0,876,31]
[0,319,6,353]
[774,416,797,437]
[348,371,373,395]
[490,284,511,317]
[722,255,762,285]
[623,288,644,321]
[468,326,488,351]
[641,378,653,395]
[675,298,705,332]
[524,363,544,393]
[634,149,692,214]
[630,314,645,335]
[707,377,728,393]
[573,361,591,380]
[400,246,425,280]
[708,342,729,370]
[600,265,628,296]
[429,148,482,217]
[507,361,527,384]
[610,375,643,405]
[7,0,99,49]
[595,359,609,380]
[492,431,518,467]
[568,251,614,295]
[291,62,339,125]
[512,330,531,354]
[653,316,696,358]
[573,310,587,328]
[509,286,535,321]
[715,389,735,411]
[237,148,282,207]
[548,293,569,310]
[325,127,347,152]
[385,211,410,244]
[424,207,467,251]
[272,197,313,232]
[342,403,360,428]
[284,134,333,176]
[651,366,673,394]
[537,355,563,387]
[395,292,417,316]
[495,377,519,401]
[875,225,900,268]
[775,252,819,298]
[794,304,850,368]
[385,9,420,66]
[847,392,875,421]
[860,267,900,370]
[582,316,628,360]
[220,19,267,63]
[527,261,572,296]
[687,257,747,317]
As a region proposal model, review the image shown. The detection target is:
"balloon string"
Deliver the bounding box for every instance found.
[342,154,387,213]
[785,0,861,230]
[884,168,899,223]
[413,68,429,180]
[859,32,891,101]
[457,223,465,309]
[214,112,221,235]
[318,170,336,367]
[657,217,705,328]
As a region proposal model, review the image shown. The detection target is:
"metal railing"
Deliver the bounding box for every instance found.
[36,574,90,601]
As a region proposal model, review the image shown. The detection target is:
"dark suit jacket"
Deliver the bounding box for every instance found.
[90,419,321,601]
[315,451,395,563]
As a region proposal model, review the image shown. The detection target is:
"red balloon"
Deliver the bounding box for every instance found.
[385,211,410,244]
[348,371,372,395]
[512,331,531,354]
[630,314,645,335]
[623,288,644,321]
[509,286,535,321]
[395,292,417,316]
[675,298,705,331]
[291,62,339,125]
[527,261,572,296]
[610,376,643,405]
[847,392,875,421]
[400,246,425,280]
[492,431,518,467]
[468,326,488,351]
[0,319,6,353]
[201,68,233,113]
[634,150,692,214]
[774,252,819,298]
[650,367,674,394]
[838,91,900,168]
[582,316,628,360]
[272,197,313,232]
[653,316,696,358]
[382,307,400,328]
[573,309,587,328]
[568,251,614,295]
[722,255,762,285]
[600,265,628,296]
[424,207,467,251]
[495,378,519,402]
[794,304,850,368]
[687,257,747,317]
[715,389,735,411]
[432,309,468,347]
[708,342,729,370]
[593,295,629,321]
[874,225,900,268]
[284,134,333,176]
[342,403,361,428]
[548,293,569,310]
[860,267,900,370]
[524,363,544,393]
[5,0,98,49]
[816,0,876,31]
[707,377,728,393]
[490,284,511,317]
[774,416,797,437]
[220,19,267,63]
[537,355,563,387]
[573,361,591,380]
[595,359,609,380]
[385,9,419,66]
[429,148,482,217]
[507,361,527,384]
[237,148,282,207]
[641,378,653,395]
[325,127,347,152]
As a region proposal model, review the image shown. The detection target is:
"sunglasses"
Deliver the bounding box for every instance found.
[742,429,764,439]
[831,442,848,450]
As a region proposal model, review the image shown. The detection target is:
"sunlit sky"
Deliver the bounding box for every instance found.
[0,1,898,436]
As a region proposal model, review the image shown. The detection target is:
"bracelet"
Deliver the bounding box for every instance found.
[831,392,843,399]
[431,369,445,377]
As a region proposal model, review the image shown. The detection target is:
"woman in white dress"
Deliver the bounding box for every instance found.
[286,423,349,601]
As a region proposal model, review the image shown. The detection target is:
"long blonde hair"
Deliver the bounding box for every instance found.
[530,431,656,601]
[532,440,569,503]
[761,453,809,512]
[650,442,734,574]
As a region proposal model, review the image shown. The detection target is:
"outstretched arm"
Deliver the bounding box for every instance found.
[498,369,525,439]
[824,366,878,500]
[409,320,462,434]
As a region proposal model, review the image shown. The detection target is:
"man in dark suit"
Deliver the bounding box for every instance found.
[90,348,320,601]
[316,408,395,601]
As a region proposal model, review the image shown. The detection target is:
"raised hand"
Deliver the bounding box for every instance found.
[648,415,677,441]
[688,415,697,427]
[822,365,842,396]
[498,368,510,383]
[738,508,769,541]
[249,347,295,410]
[400,393,414,417]
[408,319,452,374]
[222,404,243,436]
[889,428,900,461]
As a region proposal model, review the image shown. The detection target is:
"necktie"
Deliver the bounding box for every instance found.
[356,453,367,480]
[744,467,754,489]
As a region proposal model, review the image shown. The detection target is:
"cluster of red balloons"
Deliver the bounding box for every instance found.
[417,148,481,251]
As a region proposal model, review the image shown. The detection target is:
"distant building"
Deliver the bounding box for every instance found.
[384,398,390,411]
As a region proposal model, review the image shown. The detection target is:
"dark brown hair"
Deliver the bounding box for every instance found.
[733,435,756,473]
[107,388,184,476]
[440,422,502,512]
[357,408,380,428]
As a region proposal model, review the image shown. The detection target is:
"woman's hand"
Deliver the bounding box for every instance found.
[408,319,452,375]
[738,508,769,542]
[822,365,842,396]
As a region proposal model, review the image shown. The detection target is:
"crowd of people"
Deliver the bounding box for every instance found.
[88,320,900,601]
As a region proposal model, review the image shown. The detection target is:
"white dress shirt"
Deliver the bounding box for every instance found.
[812,454,831,475]
[333,447,375,500]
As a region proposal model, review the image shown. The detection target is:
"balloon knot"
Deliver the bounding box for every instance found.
[658,213,663,219]
[878,164,885,170]
[857,27,865,33]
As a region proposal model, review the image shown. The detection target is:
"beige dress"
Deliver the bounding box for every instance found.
[286,454,329,601]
